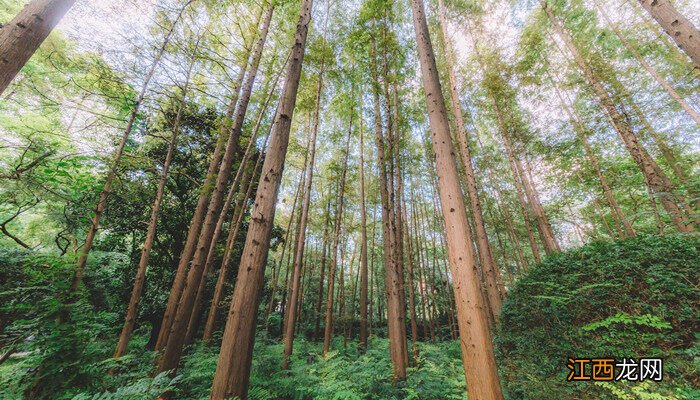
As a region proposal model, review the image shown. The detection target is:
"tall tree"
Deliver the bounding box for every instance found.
[210,0,314,396]
[69,3,188,306]
[437,0,504,319]
[281,12,328,365]
[114,34,200,358]
[410,0,504,397]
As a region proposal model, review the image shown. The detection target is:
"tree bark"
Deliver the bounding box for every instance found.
[114,39,198,358]
[437,0,504,320]
[410,0,504,396]
[282,25,326,366]
[0,0,76,94]
[155,6,258,351]
[158,5,274,374]
[209,0,313,395]
[358,112,369,350]
[322,120,352,355]
[637,0,700,68]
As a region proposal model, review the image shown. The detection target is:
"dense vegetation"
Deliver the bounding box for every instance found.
[0,0,698,398]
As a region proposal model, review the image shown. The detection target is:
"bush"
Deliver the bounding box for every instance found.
[495,234,699,399]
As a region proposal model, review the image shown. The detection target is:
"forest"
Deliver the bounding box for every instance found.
[0,0,698,398]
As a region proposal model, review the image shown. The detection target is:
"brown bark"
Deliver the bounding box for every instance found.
[437,0,504,320]
[322,123,352,355]
[370,20,408,378]
[545,2,693,233]
[158,5,274,374]
[0,0,76,94]
[201,54,287,343]
[314,196,331,339]
[358,115,369,350]
[520,156,561,253]
[155,8,257,351]
[637,0,700,68]
[282,27,326,366]
[210,0,313,394]
[411,0,504,396]
[114,40,198,358]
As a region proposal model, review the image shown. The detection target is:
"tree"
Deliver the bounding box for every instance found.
[210,0,314,396]
[410,0,504,397]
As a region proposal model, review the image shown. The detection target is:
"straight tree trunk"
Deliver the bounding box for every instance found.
[314,196,331,339]
[158,5,274,373]
[411,0,504,397]
[358,115,369,350]
[637,0,700,68]
[114,39,198,358]
[210,0,313,394]
[370,21,409,379]
[0,0,77,94]
[437,0,504,320]
[155,7,258,350]
[202,55,286,343]
[322,126,352,355]
[545,2,693,233]
[282,27,326,366]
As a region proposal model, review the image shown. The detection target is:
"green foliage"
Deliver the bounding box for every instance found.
[496,234,699,399]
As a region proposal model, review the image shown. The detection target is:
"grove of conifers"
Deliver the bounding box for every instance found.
[0,0,697,399]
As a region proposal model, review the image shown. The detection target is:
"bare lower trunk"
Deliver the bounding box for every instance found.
[210,0,313,395]
[358,115,369,350]
[0,0,77,94]
[438,0,504,320]
[155,8,256,350]
[411,0,504,396]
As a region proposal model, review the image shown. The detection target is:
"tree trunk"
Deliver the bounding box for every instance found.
[410,0,504,397]
[158,5,274,374]
[314,196,331,340]
[210,0,313,394]
[637,0,700,68]
[370,20,408,379]
[201,60,284,343]
[114,39,198,358]
[155,6,258,351]
[322,124,352,355]
[282,26,326,366]
[0,0,76,94]
[437,0,504,320]
[545,2,693,233]
[358,114,369,350]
